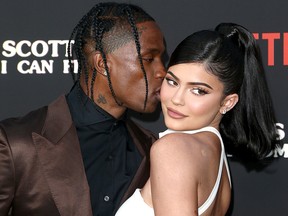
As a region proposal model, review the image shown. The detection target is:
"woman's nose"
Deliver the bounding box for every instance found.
[171,89,185,106]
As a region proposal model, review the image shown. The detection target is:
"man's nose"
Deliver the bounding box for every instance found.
[154,65,167,79]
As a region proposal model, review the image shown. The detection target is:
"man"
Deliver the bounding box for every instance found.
[0,2,166,216]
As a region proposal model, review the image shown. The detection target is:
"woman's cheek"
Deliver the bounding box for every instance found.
[187,99,211,115]
[160,85,170,101]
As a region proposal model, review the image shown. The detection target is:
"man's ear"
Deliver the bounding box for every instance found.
[220,93,239,114]
[92,52,108,76]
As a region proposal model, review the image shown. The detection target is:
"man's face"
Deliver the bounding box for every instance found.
[105,21,166,113]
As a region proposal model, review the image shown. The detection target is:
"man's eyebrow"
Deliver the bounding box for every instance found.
[167,71,213,90]
[141,47,163,54]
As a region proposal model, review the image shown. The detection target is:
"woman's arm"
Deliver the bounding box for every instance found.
[150,133,203,216]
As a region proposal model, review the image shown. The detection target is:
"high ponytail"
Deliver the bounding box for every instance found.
[216,23,278,160]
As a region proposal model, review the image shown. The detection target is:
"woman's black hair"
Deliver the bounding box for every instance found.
[169,23,278,161]
[67,2,155,109]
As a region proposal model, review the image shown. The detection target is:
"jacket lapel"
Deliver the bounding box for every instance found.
[119,120,156,206]
[32,95,92,216]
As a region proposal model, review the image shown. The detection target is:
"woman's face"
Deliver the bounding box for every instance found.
[160,63,226,131]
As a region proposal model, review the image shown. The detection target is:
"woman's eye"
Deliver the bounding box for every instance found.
[191,87,208,96]
[165,77,178,86]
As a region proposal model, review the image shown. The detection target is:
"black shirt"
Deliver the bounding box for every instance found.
[66,83,142,216]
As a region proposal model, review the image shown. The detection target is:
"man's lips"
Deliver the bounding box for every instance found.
[166,107,187,119]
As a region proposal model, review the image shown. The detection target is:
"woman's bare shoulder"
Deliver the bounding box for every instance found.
[152,131,219,158]
[150,131,220,173]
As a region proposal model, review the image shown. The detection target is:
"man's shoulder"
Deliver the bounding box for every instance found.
[0,95,69,139]
[0,104,48,149]
[0,105,47,131]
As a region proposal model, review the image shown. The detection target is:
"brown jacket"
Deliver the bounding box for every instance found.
[0,95,157,216]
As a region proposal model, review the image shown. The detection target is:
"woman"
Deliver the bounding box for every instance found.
[115,23,278,216]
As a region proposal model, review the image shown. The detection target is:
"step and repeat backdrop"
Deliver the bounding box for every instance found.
[0,0,287,215]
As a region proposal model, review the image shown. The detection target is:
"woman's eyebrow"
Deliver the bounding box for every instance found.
[167,71,179,81]
[187,81,213,89]
[167,71,213,89]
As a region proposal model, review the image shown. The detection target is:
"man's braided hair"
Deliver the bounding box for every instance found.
[68,2,155,109]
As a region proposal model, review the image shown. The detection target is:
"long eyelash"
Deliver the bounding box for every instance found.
[192,87,209,95]
[165,76,175,82]
[165,77,176,85]
[165,77,171,81]
[198,87,209,93]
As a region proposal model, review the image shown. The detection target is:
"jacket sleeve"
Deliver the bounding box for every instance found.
[0,126,15,216]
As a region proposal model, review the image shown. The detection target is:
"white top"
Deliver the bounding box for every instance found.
[115,126,231,216]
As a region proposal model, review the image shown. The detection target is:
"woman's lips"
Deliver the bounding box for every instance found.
[167,107,187,119]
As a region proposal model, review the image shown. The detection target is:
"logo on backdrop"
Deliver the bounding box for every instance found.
[0,32,288,75]
[253,32,288,66]
[273,123,288,158]
[0,40,78,75]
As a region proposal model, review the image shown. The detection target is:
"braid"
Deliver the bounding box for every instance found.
[123,6,149,110]
[88,8,121,105]
[68,7,95,82]
[89,6,105,98]
[69,6,103,95]
[89,14,101,101]
[101,49,119,106]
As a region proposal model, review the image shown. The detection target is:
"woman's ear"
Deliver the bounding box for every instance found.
[92,52,108,77]
[220,93,239,114]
